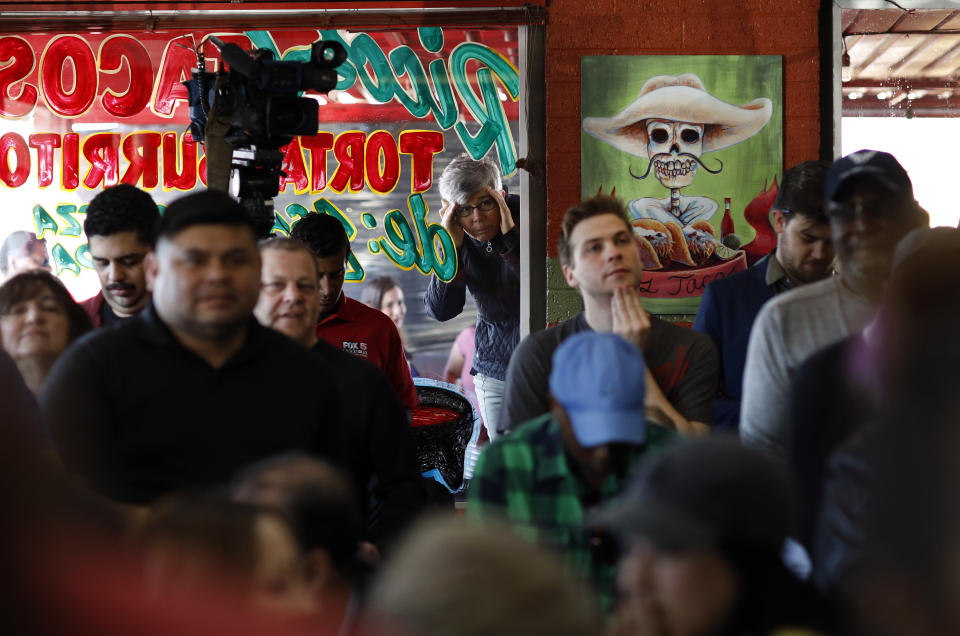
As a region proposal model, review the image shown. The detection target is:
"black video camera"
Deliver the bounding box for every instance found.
[187,36,346,146]
[184,37,346,237]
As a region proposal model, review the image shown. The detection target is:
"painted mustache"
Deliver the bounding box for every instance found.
[629,152,724,180]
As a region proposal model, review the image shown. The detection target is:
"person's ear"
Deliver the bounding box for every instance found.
[144,251,158,292]
[771,209,787,234]
[303,548,334,591]
[562,262,579,289]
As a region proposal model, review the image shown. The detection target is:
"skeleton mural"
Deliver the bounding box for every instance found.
[583,73,772,269]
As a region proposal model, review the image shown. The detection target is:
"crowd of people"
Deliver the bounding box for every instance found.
[3,149,959,635]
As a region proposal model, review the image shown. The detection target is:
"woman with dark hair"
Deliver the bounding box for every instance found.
[0,271,92,395]
[361,276,418,377]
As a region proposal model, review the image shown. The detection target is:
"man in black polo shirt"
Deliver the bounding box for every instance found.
[41,191,342,505]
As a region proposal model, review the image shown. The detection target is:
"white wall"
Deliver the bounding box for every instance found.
[842,116,960,229]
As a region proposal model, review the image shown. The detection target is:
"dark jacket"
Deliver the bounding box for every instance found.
[693,253,775,430]
[424,194,520,381]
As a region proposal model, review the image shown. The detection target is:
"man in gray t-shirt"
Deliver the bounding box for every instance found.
[502,195,718,434]
[741,150,928,461]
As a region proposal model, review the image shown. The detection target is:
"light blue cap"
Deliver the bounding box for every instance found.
[549,331,647,447]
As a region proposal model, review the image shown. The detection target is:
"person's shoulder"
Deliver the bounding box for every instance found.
[705,256,770,297]
[311,337,385,381]
[513,314,585,362]
[650,315,714,350]
[73,310,147,350]
[756,277,842,335]
[795,333,857,380]
[769,276,839,312]
[538,313,588,345]
[50,313,151,377]
[506,413,556,442]
[480,415,554,466]
[79,292,102,311]
[256,324,325,366]
[343,296,398,331]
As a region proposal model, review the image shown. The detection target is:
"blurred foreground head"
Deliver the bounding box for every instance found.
[843,227,960,635]
[233,454,365,583]
[138,495,315,617]
[364,515,601,636]
[878,226,960,397]
[596,436,828,636]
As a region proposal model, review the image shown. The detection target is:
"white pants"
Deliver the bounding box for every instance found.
[473,373,504,441]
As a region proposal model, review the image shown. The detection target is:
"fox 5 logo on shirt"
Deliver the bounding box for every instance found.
[342,341,369,358]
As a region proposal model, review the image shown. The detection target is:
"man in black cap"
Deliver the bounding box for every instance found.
[599,436,832,636]
[740,150,927,461]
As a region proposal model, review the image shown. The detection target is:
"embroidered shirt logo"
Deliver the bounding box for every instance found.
[342,341,369,358]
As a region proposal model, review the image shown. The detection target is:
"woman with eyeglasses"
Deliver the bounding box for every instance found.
[425,153,521,441]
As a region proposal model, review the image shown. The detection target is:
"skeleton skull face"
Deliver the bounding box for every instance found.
[646,119,705,189]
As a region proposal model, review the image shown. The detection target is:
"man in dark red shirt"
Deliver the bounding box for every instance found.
[291,213,418,409]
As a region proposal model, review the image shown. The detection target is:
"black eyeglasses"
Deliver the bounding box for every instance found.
[454,197,497,218]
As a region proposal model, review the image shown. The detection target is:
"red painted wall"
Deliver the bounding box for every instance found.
[543,0,821,256]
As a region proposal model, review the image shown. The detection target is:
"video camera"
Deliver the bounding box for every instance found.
[185,36,347,236]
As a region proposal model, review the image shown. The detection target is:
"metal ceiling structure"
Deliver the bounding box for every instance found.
[842,8,960,116]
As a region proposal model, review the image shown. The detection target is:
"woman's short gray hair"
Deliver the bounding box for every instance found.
[438,153,502,205]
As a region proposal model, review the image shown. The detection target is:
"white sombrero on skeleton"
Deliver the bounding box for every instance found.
[582,73,773,158]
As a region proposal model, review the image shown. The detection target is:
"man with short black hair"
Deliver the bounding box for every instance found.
[502,194,718,434]
[81,184,160,327]
[741,149,928,461]
[41,190,342,505]
[694,160,833,429]
[291,213,417,409]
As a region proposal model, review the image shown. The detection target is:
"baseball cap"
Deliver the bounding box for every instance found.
[824,149,913,204]
[592,436,794,552]
[548,331,647,447]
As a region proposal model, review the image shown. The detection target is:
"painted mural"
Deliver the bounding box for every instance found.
[581,55,782,315]
[0,27,521,356]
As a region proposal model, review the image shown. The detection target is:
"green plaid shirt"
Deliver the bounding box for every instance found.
[467,414,676,614]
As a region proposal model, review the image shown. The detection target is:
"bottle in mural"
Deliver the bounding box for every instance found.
[720,196,743,251]
[721,197,735,239]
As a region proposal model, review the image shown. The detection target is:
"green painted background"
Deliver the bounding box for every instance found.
[576,55,783,316]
